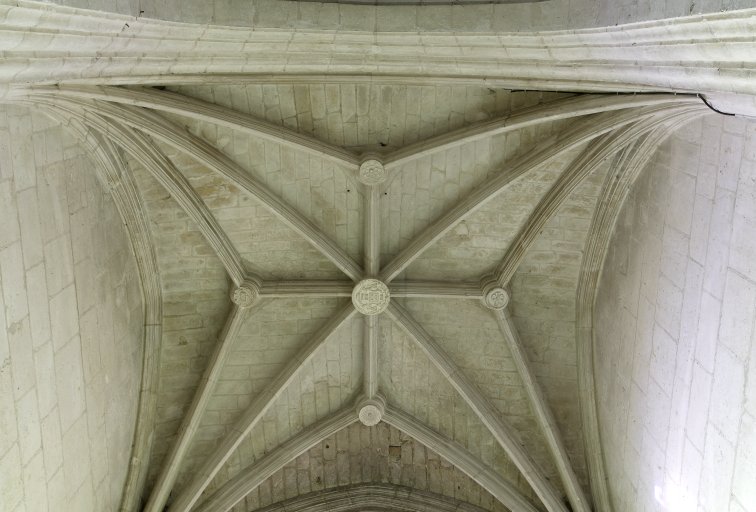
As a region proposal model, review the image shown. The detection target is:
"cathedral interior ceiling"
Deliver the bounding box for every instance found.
[2,2,751,512]
[56,83,702,512]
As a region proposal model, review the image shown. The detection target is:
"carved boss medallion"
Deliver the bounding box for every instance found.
[358,404,382,426]
[483,286,510,310]
[358,159,387,185]
[352,279,390,315]
[357,396,385,426]
[231,280,260,308]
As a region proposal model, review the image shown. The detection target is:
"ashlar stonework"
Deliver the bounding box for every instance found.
[1,3,756,512]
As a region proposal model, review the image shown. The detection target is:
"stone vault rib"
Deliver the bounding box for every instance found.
[361,157,384,400]
[117,128,250,285]
[378,99,702,282]
[575,111,706,512]
[255,280,487,299]
[493,309,590,512]
[258,280,355,298]
[3,8,754,510]
[386,301,567,512]
[26,96,250,285]
[382,94,702,170]
[383,405,541,512]
[364,184,381,277]
[32,84,361,169]
[363,314,379,399]
[143,304,252,512]
[30,87,692,174]
[193,407,358,512]
[2,2,756,114]
[493,103,708,287]
[255,280,484,300]
[388,281,483,300]
[242,483,495,512]
[479,105,708,512]
[24,92,365,281]
[167,303,357,512]
[34,111,164,512]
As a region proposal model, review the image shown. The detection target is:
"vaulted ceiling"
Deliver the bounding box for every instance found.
[5,3,753,512]
[16,81,708,512]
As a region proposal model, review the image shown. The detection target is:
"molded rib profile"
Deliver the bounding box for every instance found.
[37,110,164,512]
[193,407,358,512]
[386,302,568,512]
[364,186,381,276]
[28,97,249,285]
[259,280,355,297]
[383,94,701,169]
[24,93,365,281]
[379,101,700,282]
[363,314,379,398]
[494,104,707,286]
[494,309,590,512]
[383,405,542,512]
[388,280,483,299]
[143,306,251,512]
[575,111,706,512]
[2,4,755,107]
[167,303,357,512]
[35,85,360,168]
[242,483,495,512]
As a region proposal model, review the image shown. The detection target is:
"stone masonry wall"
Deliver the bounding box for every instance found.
[0,106,145,511]
[594,114,756,512]
[235,422,510,512]
[49,0,756,32]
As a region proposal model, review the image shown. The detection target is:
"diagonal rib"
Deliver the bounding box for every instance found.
[28,96,249,285]
[379,100,701,283]
[24,92,365,281]
[193,407,358,512]
[383,405,542,512]
[383,93,699,169]
[167,303,357,512]
[32,84,360,168]
[494,104,707,286]
[386,301,568,512]
[494,309,591,512]
[144,305,250,512]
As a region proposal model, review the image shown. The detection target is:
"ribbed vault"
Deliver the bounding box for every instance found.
[16,84,709,512]
[13,81,707,512]
[4,3,744,512]
[241,482,504,512]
